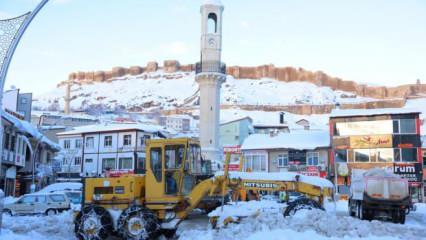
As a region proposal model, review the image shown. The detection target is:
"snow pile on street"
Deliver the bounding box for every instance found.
[179,203,426,240]
[215,171,334,189]
[208,200,286,227]
[34,71,376,111]
[1,211,75,240]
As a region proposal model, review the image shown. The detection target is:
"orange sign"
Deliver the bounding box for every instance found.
[350,135,392,148]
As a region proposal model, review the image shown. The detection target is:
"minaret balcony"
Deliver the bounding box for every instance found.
[195,61,226,74]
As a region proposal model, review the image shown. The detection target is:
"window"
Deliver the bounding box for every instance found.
[11,135,15,151]
[119,157,133,169]
[36,195,47,203]
[354,149,370,162]
[400,119,416,134]
[102,158,116,170]
[74,157,82,165]
[140,135,150,146]
[150,148,162,182]
[123,135,132,146]
[85,158,93,163]
[63,140,71,149]
[307,152,319,165]
[49,194,66,202]
[20,196,36,204]
[136,157,146,173]
[104,136,112,147]
[165,145,185,169]
[4,133,9,150]
[376,148,393,162]
[423,152,426,166]
[207,13,217,33]
[244,154,267,172]
[75,139,82,148]
[277,153,289,167]
[86,137,94,149]
[401,148,417,162]
[334,149,347,162]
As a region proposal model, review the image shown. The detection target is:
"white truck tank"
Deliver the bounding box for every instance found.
[350,168,409,201]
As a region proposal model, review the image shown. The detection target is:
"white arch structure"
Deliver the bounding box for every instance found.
[0,0,49,231]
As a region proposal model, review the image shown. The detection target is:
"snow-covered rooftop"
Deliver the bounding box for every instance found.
[330,108,421,118]
[57,123,166,136]
[241,130,330,150]
[1,110,61,151]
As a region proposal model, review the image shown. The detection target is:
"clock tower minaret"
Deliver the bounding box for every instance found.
[196,0,226,167]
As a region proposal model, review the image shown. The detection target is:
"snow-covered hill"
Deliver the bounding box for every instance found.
[33,71,376,112]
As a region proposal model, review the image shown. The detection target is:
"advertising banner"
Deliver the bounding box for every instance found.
[393,162,422,183]
[350,135,392,149]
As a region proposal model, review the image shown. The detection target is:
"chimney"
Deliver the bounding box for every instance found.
[279,112,285,124]
[335,102,341,110]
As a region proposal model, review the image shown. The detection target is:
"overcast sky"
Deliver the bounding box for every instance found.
[1,0,425,95]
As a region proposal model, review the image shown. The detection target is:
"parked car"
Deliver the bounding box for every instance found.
[3,192,70,216]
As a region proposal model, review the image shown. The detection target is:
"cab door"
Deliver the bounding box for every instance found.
[145,143,165,200]
[164,144,185,196]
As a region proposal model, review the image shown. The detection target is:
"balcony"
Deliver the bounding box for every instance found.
[195,61,226,74]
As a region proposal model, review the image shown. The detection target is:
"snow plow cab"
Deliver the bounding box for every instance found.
[75,138,334,240]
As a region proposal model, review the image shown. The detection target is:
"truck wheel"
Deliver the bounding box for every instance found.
[283,198,324,217]
[348,200,355,217]
[358,202,365,220]
[399,210,406,224]
[117,205,160,240]
[74,205,113,240]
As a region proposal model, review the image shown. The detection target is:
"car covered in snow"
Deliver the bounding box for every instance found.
[3,192,71,216]
[37,182,83,204]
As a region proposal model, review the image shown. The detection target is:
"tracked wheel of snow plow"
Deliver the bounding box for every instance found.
[74,205,113,240]
[117,205,160,240]
[283,198,324,217]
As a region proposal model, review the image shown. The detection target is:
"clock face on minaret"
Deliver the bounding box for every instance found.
[208,37,216,48]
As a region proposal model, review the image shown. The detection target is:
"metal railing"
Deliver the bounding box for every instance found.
[195,61,226,74]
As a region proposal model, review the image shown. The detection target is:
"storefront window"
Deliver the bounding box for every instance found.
[354,149,370,162]
[335,149,347,162]
[376,148,393,162]
[394,148,418,162]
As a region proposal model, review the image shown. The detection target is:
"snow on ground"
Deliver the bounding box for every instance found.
[1,201,426,240]
[178,201,426,240]
[1,211,75,240]
[34,71,376,111]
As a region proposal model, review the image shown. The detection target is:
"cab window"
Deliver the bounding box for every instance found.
[150,147,162,182]
[165,145,185,169]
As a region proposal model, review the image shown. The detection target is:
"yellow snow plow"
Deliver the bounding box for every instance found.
[74,138,334,240]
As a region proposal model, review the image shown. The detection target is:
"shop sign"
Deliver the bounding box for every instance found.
[223,146,241,154]
[228,164,240,171]
[350,135,392,148]
[299,166,320,177]
[393,163,422,183]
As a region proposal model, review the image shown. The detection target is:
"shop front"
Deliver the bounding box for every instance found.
[330,109,423,201]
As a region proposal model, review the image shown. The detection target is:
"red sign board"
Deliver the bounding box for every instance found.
[228,164,240,171]
[223,146,241,154]
[299,166,320,177]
